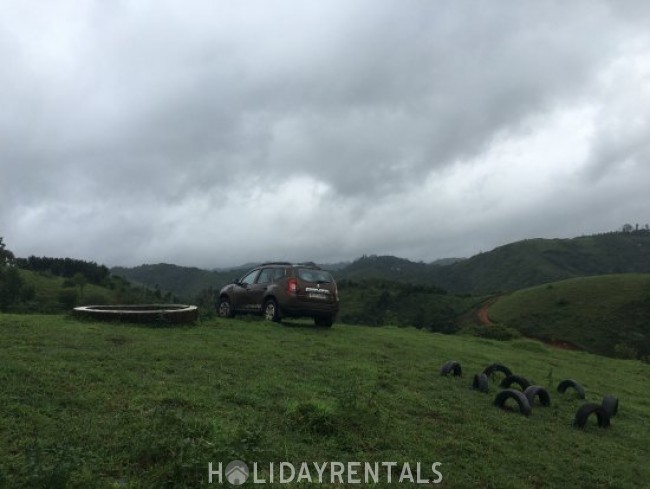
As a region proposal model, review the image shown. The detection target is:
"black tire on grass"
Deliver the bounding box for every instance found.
[440,360,462,377]
[472,373,489,393]
[483,363,513,378]
[601,395,619,417]
[557,379,586,399]
[524,385,551,407]
[573,403,610,428]
[499,374,532,391]
[493,388,532,416]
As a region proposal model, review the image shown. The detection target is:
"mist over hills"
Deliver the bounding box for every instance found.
[111,231,650,298]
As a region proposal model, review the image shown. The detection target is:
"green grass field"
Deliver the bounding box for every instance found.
[489,274,650,359]
[1,314,649,488]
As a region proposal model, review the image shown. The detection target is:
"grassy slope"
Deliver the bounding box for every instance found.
[488,274,650,358]
[434,233,650,293]
[1,314,649,488]
[19,269,118,307]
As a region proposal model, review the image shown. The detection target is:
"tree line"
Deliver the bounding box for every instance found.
[619,223,650,233]
[14,255,110,284]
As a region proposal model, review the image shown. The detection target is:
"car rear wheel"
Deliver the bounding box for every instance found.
[217,297,235,318]
[263,299,281,322]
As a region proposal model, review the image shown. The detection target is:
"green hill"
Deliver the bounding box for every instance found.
[337,232,650,293]
[434,232,650,293]
[335,255,436,283]
[7,269,167,313]
[488,274,650,359]
[1,314,648,487]
[111,263,245,299]
[111,232,650,297]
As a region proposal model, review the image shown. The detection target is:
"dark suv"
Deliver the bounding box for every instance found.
[217,262,339,327]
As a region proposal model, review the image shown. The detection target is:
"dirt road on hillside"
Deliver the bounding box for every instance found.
[477,298,498,325]
[476,297,581,351]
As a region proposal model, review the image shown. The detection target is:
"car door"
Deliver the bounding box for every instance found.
[246,268,275,311]
[231,269,260,311]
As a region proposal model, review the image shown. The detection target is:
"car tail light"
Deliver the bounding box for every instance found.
[287,278,298,294]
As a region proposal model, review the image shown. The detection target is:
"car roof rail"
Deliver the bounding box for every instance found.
[257,261,323,269]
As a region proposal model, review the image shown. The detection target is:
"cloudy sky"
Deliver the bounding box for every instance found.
[2,1,649,268]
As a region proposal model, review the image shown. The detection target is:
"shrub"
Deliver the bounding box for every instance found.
[459,323,521,341]
[0,266,24,311]
[20,284,36,302]
[79,293,109,306]
[58,290,78,310]
[614,343,639,360]
[510,339,549,353]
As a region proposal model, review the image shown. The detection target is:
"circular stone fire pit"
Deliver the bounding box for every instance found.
[73,304,198,324]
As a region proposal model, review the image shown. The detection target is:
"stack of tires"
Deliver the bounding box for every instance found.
[440,360,619,429]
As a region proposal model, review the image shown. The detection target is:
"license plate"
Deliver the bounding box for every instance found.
[308,293,328,300]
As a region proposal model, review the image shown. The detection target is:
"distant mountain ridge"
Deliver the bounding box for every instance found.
[111,231,650,297]
[431,231,650,292]
[110,263,243,299]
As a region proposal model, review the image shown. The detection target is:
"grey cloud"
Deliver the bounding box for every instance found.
[11,2,615,186]
[2,1,649,267]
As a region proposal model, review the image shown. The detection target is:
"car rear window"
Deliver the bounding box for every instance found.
[297,268,333,283]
